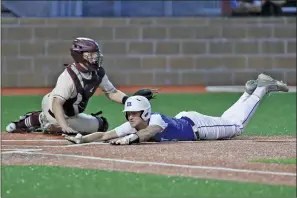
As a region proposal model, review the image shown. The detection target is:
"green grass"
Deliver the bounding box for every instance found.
[2,93,296,135]
[2,165,296,198]
[250,158,296,164]
[1,93,296,197]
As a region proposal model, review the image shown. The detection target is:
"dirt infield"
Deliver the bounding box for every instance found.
[2,132,296,186]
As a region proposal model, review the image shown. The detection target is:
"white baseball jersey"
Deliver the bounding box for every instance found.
[40,66,117,133]
[49,69,116,112]
[113,110,246,141]
[114,114,168,137]
[100,86,264,140]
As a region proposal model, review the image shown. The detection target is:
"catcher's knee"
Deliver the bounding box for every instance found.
[39,112,50,128]
[91,114,109,132]
[90,111,109,132]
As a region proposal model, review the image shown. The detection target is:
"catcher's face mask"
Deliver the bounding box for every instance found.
[83,51,102,64]
[83,51,103,71]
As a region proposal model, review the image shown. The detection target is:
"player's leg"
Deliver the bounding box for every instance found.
[221,73,288,128]
[220,80,257,119]
[175,111,243,140]
[5,94,52,133]
[38,94,62,132]
[178,74,288,140]
[65,112,109,134]
[41,94,108,134]
[5,110,44,132]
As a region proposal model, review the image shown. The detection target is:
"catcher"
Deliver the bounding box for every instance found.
[63,73,288,145]
[5,37,156,134]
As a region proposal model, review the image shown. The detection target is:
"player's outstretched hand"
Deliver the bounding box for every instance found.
[110,134,139,145]
[62,133,83,144]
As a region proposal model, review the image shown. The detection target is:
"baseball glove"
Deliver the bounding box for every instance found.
[133,88,158,100]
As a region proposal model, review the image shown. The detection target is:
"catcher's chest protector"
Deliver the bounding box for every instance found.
[63,64,105,117]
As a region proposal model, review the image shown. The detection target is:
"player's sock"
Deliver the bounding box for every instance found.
[221,91,251,119]
[252,87,267,100]
[16,112,41,130]
[237,91,250,103]
[241,94,261,127]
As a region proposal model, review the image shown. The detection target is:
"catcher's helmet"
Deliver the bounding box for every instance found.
[70,37,103,72]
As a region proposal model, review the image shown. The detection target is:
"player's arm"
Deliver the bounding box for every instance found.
[99,75,129,104]
[99,74,157,104]
[78,130,118,143]
[63,130,115,144]
[52,97,69,129]
[110,125,162,145]
[106,89,128,104]
[51,71,77,133]
[137,125,163,142]
[64,121,136,144]
[137,114,167,142]
[111,114,166,145]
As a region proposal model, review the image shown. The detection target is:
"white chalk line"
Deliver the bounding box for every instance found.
[1,142,107,153]
[2,139,296,177]
[2,148,42,151]
[4,139,292,144]
[1,139,198,143]
[2,139,68,142]
[2,149,43,154]
[1,142,108,149]
[3,150,296,177]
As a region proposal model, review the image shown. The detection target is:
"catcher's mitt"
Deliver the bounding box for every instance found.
[133,88,158,100]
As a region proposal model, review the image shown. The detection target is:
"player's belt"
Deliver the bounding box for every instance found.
[48,109,56,118]
[180,116,200,140]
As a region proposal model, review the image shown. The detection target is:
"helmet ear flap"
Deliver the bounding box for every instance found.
[70,48,85,65]
[140,110,148,121]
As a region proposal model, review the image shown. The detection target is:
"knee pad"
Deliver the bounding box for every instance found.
[95,116,109,132]
[17,110,43,132]
[38,112,51,132]
[18,110,42,121]
[91,111,109,132]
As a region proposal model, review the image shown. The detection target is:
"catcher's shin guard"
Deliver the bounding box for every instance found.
[91,111,109,132]
[6,110,43,133]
